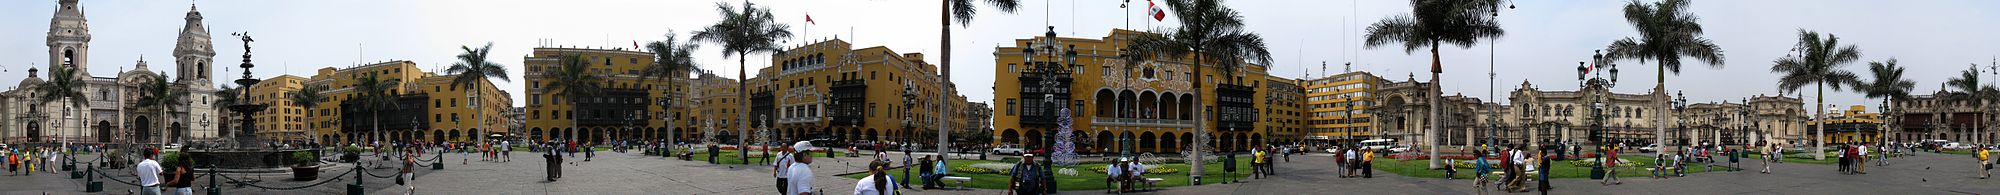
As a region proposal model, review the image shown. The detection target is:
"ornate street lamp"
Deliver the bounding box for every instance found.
[1017,26,1075,188]
[1579,49,1619,174]
[1674,91,1687,147]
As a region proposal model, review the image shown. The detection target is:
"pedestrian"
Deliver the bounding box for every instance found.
[773,145,794,195]
[1345,147,1360,178]
[919,156,935,189]
[1979,145,1991,179]
[1251,147,1266,179]
[1601,145,1620,185]
[1363,148,1375,178]
[786,141,816,195]
[1857,143,1868,174]
[900,151,914,189]
[167,153,193,195]
[402,148,417,194]
[853,160,895,195]
[1761,141,1772,174]
[1007,154,1045,195]
[135,148,163,195]
[1537,151,1551,194]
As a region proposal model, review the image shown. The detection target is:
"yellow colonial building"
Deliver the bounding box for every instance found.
[246,75,306,142]
[1809,105,1883,144]
[749,39,972,147]
[993,29,1291,154]
[521,47,695,144]
[300,60,510,145]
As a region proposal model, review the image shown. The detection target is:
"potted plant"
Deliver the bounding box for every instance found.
[292,151,319,181]
[340,145,362,163]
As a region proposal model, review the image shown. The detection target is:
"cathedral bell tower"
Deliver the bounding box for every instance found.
[47,0,91,78]
[174,3,215,84]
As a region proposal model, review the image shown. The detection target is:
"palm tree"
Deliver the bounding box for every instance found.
[693,0,792,164]
[447,42,511,144]
[136,72,189,146]
[215,84,240,138]
[353,73,403,152]
[1861,59,1914,145]
[1361,0,1504,169]
[34,66,88,148]
[941,0,1020,158]
[541,54,604,149]
[642,31,700,151]
[1124,0,1273,182]
[1946,66,1999,145]
[1771,29,1861,160]
[1603,0,1726,152]
[290,84,328,143]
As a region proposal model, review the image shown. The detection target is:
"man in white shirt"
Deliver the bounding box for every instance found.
[1857,144,1869,174]
[773,147,794,195]
[786,141,815,195]
[134,149,163,195]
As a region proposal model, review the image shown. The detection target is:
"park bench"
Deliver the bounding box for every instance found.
[1142,178,1164,190]
[940,176,971,189]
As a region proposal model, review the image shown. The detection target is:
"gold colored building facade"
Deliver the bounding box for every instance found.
[992,29,1286,154]
[301,60,511,145]
[750,39,970,146]
[521,47,689,143]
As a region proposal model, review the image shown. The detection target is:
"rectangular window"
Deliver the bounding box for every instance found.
[870,103,878,117]
[1009,64,1018,73]
[1006,99,1017,116]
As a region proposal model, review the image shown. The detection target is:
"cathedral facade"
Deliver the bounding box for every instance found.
[0,0,222,145]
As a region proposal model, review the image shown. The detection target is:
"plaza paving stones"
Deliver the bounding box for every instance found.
[7,149,2000,194]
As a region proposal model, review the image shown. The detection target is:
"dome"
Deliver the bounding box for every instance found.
[18,67,43,88]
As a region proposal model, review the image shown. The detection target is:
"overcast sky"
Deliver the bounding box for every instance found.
[3,0,1997,111]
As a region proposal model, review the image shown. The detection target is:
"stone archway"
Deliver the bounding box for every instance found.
[97,121,113,143]
[133,116,151,143]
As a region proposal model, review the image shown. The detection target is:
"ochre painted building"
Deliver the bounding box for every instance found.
[992,29,1289,154]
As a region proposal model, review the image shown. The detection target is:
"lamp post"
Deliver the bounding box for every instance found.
[1674,91,1687,147]
[1579,50,1619,174]
[1019,26,1076,187]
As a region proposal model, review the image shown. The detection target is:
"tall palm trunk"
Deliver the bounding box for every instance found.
[1189,50,1207,184]
[1815,83,1825,160]
[1659,62,1672,154]
[938,0,954,159]
[1427,43,1443,169]
[739,54,750,164]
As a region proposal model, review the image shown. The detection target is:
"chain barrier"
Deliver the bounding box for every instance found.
[89,168,142,186]
[214,167,357,191]
[360,167,403,179]
[414,153,441,162]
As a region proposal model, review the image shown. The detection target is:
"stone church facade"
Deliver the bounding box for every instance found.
[0,0,222,145]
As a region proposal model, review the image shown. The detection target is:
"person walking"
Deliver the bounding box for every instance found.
[900,152,914,189]
[402,148,417,194]
[1601,145,1620,185]
[1251,147,1266,179]
[1857,143,1869,174]
[786,141,816,195]
[773,145,794,195]
[1537,151,1551,195]
[1761,141,1773,174]
[1979,145,1990,179]
[135,149,163,195]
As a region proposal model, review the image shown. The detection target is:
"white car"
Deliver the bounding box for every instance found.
[991,147,1025,155]
[1944,142,1973,150]
[1639,144,1658,153]
[1387,146,1411,153]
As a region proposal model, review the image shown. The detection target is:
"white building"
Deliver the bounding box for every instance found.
[0,0,222,145]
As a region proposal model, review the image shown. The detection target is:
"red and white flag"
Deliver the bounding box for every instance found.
[806,14,816,25]
[632,40,641,51]
[1149,0,1166,21]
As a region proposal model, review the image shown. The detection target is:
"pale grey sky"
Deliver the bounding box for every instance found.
[2,0,1997,110]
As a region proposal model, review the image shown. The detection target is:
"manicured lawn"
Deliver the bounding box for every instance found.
[843,158,1254,191]
[1779,152,1885,165]
[1372,155,1735,179]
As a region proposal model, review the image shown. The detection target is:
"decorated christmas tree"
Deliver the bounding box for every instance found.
[1054,108,1078,165]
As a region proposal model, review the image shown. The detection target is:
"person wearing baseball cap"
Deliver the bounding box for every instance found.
[786,141,816,195]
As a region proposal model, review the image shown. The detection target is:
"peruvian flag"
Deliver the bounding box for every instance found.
[806,14,816,25]
[1149,0,1166,21]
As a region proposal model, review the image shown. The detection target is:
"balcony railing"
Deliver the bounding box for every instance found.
[1089,117,1196,128]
